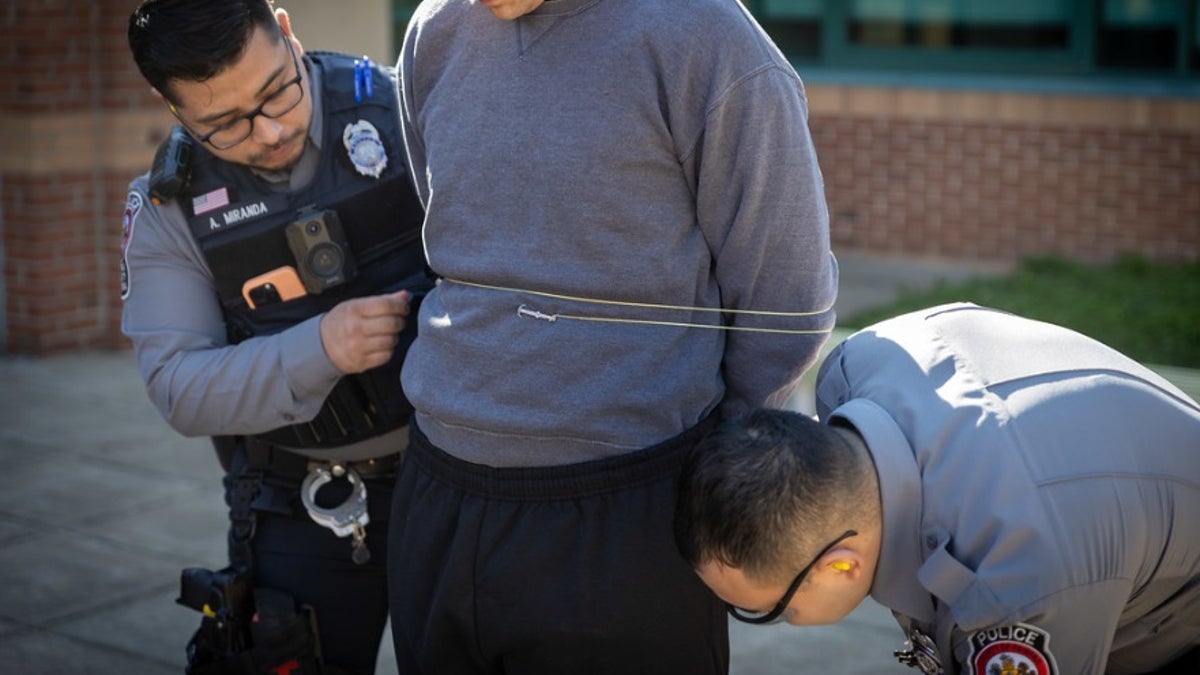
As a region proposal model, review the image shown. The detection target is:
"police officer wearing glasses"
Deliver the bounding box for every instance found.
[677,303,1200,675]
[122,1,429,673]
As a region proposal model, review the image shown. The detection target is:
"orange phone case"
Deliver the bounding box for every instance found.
[241,266,307,308]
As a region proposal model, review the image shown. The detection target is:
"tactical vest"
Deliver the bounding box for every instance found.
[166,52,429,450]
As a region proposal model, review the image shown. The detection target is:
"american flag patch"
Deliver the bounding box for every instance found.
[192,187,230,215]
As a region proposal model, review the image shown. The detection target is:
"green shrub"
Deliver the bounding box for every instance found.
[841,255,1200,368]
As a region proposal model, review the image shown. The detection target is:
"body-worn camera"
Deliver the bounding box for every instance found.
[285,209,357,294]
[148,126,193,205]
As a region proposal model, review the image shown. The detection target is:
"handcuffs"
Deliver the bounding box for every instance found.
[299,463,371,565]
[894,627,944,674]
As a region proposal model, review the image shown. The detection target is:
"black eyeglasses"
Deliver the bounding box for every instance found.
[727,529,858,625]
[171,38,305,150]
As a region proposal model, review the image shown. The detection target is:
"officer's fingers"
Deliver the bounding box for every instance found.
[362,328,403,350]
[358,312,407,338]
[332,337,393,374]
[356,337,402,371]
[319,298,408,372]
[388,289,411,315]
[327,299,399,332]
[358,290,411,318]
[320,307,377,372]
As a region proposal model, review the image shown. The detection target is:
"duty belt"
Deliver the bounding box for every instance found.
[244,440,402,480]
[244,440,401,565]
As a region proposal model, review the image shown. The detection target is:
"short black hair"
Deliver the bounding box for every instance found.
[128,0,280,105]
[675,408,875,584]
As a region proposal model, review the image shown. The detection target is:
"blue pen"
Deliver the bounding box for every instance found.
[353,58,363,102]
[362,56,373,99]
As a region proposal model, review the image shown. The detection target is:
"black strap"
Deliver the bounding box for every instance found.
[226,467,260,571]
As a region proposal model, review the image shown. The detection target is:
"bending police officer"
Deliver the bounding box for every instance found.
[677,303,1200,675]
[123,1,429,673]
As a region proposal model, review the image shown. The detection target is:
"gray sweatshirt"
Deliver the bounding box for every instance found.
[398,0,838,466]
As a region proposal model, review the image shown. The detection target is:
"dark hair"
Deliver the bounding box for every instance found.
[675,409,876,584]
[128,0,280,105]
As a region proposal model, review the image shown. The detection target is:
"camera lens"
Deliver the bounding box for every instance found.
[307,243,344,278]
[305,219,322,236]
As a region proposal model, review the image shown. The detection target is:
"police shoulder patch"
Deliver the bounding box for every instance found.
[968,623,1059,675]
[120,190,143,300]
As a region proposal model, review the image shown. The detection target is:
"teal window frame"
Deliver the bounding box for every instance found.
[745,0,1198,83]
[392,0,422,60]
[390,0,1199,93]
[823,0,1088,76]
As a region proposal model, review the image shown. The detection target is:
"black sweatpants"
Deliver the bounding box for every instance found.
[386,421,730,675]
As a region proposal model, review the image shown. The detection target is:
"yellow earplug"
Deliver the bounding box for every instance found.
[831,561,852,572]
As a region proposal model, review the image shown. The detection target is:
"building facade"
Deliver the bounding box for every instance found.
[742,0,1200,261]
[1,0,1197,354]
[0,0,392,354]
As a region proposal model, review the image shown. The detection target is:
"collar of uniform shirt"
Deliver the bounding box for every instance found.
[830,399,936,624]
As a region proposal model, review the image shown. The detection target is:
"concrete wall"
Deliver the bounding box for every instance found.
[280,0,393,64]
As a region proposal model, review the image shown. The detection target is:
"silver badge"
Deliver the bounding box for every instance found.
[343,119,387,179]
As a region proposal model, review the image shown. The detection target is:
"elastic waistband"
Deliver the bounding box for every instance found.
[408,416,717,501]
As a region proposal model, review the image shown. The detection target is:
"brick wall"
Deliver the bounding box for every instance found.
[1,3,1197,355]
[807,84,1200,264]
[2,1,172,354]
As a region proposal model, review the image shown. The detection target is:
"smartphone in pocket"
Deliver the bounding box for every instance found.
[241,266,308,309]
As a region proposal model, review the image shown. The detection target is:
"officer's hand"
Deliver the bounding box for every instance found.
[319,290,410,374]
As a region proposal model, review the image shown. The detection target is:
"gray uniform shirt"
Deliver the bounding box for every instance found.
[399,0,838,466]
[816,303,1200,675]
[120,62,403,460]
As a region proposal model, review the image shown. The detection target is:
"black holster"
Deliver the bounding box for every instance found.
[178,567,332,675]
[179,445,346,675]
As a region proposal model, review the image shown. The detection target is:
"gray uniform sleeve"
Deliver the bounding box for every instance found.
[949,583,1130,675]
[119,180,343,437]
[814,336,851,420]
[692,66,838,415]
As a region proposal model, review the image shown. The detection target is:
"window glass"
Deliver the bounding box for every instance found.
[392,0,423,60]
[1103,0,1179,25]
[1098,0,1184,70]
[1196,5,1200,69]
[389,1,1200,81]
[760,0,823,18]
[757,0,823,60]
[848,0,1070,50]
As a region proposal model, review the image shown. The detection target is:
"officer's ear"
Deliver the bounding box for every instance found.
[275,8,292,37]
[819,547,866,584]
[152,86,182,111]
[151,87,181,116]
[275,8,304,57]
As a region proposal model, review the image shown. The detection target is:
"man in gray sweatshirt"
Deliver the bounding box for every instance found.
[389,0,838,671]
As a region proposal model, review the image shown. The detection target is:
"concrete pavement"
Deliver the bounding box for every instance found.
[0,250,1114,674]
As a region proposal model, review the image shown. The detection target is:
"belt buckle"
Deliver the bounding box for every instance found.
[299,463,371,565]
